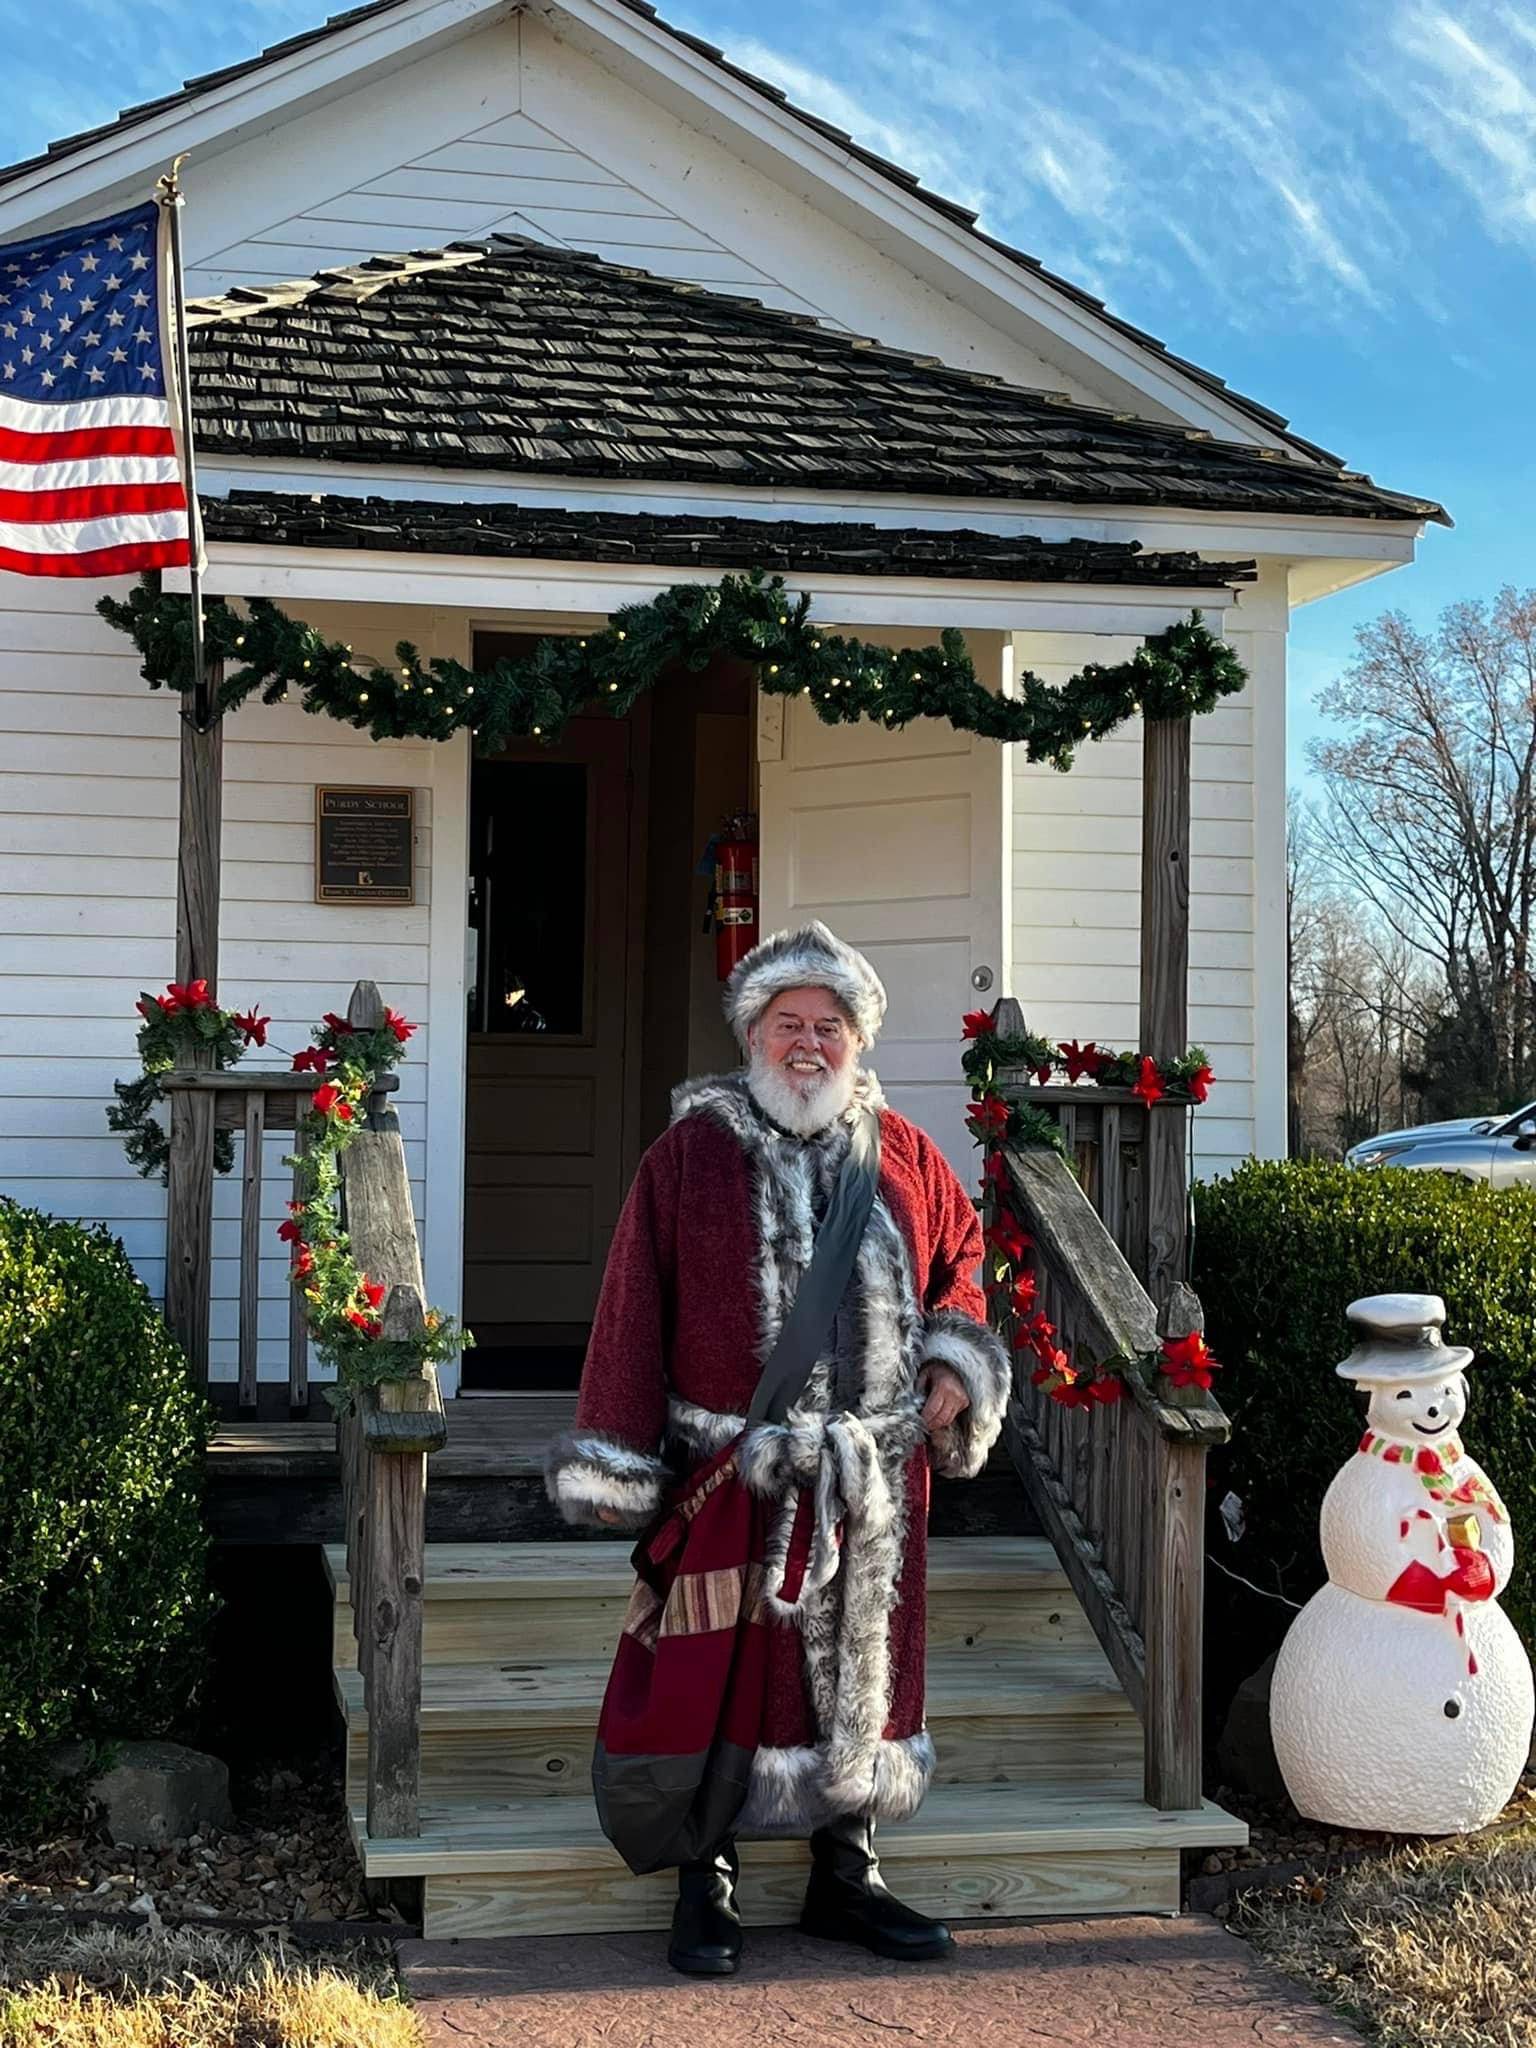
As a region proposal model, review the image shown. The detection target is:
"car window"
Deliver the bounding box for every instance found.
[1491,1103,1536,1137]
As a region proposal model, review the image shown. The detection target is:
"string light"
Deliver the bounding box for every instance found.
[96,571,1246,767]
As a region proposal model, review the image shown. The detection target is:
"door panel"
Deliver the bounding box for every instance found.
[758,639,1008,1181]
[464,719,637,1333]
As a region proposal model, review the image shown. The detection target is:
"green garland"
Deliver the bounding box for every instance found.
[108,982,464,1395]
[964,1007,1222,1408]
[99,569,1247,767]
[279,1012,465,1403]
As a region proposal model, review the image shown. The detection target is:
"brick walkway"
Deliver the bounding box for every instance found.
[400,1916,1362,2047]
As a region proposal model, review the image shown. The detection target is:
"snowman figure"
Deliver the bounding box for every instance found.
[1270,1292,1533,1834]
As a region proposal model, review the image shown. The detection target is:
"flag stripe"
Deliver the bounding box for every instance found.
[0,508,189,556]
[0,481,190,524]
[0,422,179,465]
[0,455,181,492]
[0,393,179,433]
[0,536,191,578]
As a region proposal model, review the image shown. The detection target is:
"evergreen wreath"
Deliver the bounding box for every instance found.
[99,569,1247,766]
[962,1005,1222,1407]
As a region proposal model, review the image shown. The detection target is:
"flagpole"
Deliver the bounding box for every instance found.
[156,157,209,730]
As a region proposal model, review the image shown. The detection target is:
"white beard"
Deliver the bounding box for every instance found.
[746,1047,860,1138]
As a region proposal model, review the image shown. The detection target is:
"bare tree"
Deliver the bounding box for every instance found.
[1310,588,1536,1107]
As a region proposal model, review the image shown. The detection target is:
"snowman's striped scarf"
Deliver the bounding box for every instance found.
[1358,1432,1506,1520]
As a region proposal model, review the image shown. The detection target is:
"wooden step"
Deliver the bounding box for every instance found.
[347,1781,1248,1939]
[334,1636,1144,1803]
[325,1535,1094,1665]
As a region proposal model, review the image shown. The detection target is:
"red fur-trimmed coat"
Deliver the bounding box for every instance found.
[548,1072,1009,1833]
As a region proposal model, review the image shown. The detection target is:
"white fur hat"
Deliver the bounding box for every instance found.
[724,920,887,1049]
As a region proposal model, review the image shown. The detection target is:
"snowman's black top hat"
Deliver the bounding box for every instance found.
[1336,1292,1475,1386]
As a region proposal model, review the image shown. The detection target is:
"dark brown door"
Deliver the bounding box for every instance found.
[463,714,645,1339]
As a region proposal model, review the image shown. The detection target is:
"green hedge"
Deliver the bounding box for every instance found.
[0,1201,214,1825]
[1193,1163,1536,1710]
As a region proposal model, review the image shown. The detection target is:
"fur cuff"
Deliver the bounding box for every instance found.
[739,1732,935,1833]
[544,1428,668,1531]
[920,1311,1011,1479]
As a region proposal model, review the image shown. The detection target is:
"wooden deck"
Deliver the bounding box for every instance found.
[204,1390,1037,1546]
[205,1394,582,1543]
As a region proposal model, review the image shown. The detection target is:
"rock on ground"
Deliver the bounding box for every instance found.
[400,1917,1364,2048]
[89,1742,233,1849]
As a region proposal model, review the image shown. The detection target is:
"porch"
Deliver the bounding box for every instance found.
[141,518,1252,1931]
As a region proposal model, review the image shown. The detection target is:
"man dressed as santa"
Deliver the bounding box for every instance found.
[547,921,1010,1975]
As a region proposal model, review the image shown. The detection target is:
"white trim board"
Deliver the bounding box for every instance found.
[196,461,1424,588]
[171,547,1238,633]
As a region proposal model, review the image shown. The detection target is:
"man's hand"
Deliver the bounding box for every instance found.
[918,1363,971,1433]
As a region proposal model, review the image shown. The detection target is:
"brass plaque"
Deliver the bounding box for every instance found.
[315,786,415,905]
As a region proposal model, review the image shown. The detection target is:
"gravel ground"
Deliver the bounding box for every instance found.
[0,1752,376,1928]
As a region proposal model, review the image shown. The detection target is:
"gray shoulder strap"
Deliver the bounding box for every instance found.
[747,1107,882,1427]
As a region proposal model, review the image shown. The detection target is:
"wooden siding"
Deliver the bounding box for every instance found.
[1009,599,1287,1177]
[177,12,1080,399]
[0,581,467,1389]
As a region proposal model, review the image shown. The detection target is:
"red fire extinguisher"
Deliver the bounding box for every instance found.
[711,813,759,979]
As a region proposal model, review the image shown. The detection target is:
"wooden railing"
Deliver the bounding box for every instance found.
[160,1026,397,1411]
[333,980,446,1843]
[164,978,444,1838]
[993,1136,1229,1812]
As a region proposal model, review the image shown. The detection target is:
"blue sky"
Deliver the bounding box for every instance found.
[2,0,1530,780]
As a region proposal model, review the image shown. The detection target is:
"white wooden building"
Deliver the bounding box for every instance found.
[0,0,1444,1403]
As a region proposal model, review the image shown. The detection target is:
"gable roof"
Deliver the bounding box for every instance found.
[186,240,1448,526]
[0,0,1343,465]
[200,490,1259,588]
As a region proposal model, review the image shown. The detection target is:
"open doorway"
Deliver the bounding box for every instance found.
[461,636,753,1392]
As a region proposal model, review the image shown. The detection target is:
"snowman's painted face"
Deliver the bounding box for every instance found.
[1365,1373,1467,1445]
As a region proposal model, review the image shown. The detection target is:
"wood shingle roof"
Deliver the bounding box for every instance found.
[187,240,1448,526]
[200,491,1259,586]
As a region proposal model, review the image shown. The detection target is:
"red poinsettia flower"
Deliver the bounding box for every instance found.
[311,1083,354,1121]
[155,978,213,1014]
[359,1277,387,1311]
[1089,1373,1125,1405]
[961,1007,996,1041]
[1034,1063,1055,1086]
[1058,1039,1106,1084]
[981,1149,1010,1191]
[345,1309,382,1337]
[1187,1063,1215,1105]
[965,1096,1010,1139]
[291,1244,315,1279]
[1133,1056,1166,1109]
[384,1007,416,1044]
[232,1008,269,1048]
[321,1012,355,1036]
[276,1217,304,1246]
[292,1046,332,1074]
[985,1215,1032,1264]
[1009,1269,1039,1317]
[1161,1331,1220,1391]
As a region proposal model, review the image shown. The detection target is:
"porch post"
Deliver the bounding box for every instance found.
[1140,715,1191,1306]
[164,664,224,1385]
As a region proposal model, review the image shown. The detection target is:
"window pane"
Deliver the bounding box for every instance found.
[471,761,588,1035]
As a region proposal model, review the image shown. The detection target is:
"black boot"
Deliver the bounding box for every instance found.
[668,1842,743,1977]
[800,1814,953,1961]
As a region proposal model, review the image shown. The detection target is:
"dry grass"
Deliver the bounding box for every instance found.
[0,1921,423,2048]
[1240,1816,1536,2047]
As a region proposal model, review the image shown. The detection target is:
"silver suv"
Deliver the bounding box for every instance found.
[1345,1105,1536,1183]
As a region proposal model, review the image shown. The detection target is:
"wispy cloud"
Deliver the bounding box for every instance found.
[702,3,1416,337]
[1375,2,1536,248]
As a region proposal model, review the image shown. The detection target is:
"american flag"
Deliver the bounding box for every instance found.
[0,200,194,577]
